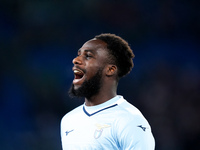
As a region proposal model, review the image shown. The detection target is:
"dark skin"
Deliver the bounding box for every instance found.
[72,38,118,106]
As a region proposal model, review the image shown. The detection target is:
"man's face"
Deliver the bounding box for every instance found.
[68,39,108,99]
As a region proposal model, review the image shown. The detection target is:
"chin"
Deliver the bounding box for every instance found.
[73,84,82,90]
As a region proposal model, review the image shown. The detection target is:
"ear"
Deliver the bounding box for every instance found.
[106,65,117,76]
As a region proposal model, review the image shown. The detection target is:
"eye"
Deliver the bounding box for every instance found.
[85,53,93,59]
[86,54,92,57]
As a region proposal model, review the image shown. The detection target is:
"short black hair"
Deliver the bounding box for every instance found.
[95,33,135,78]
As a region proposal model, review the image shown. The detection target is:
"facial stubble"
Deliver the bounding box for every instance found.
[68,68,103,99]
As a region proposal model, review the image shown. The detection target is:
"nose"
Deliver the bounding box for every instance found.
[72,56,82,65]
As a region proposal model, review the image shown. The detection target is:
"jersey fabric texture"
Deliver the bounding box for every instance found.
[61,95,155,150]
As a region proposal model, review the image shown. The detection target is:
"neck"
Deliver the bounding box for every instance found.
[85,84,117,106]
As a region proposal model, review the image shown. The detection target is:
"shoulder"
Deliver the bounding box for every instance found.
[61,105,83,123]
[116,99,147,123]
[113,98,155,149]
[113,98,152,137]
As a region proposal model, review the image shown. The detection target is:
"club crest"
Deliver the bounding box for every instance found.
[94,123,111,139]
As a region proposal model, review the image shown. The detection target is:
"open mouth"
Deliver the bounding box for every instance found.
[74,69,84,79]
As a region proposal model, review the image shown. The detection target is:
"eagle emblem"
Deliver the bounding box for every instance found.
[94,123,111,139]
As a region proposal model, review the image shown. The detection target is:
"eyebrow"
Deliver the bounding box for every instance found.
[78,49,95,54]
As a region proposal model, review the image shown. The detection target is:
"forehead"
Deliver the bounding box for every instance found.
[79,38,107,53]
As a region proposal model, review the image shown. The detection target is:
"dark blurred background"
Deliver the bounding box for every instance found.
[0,0,199,150]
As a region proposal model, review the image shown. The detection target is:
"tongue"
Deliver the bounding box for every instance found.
[75,74,83,79]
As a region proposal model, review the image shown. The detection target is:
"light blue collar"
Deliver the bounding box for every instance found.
[83,95,124,116]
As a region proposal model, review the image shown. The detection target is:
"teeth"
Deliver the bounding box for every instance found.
[74,70,80,73]
[74,69,83,74]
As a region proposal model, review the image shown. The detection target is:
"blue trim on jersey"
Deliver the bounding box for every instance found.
[83,104,118,117]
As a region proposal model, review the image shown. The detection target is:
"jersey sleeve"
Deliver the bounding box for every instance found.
[116,114,155,150]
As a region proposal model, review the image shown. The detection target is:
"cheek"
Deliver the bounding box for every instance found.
[85,68,98,79]
[85,61,105,77]
[85,62,98,73]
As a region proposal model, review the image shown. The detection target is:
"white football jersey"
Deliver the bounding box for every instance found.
[61,95,155,150]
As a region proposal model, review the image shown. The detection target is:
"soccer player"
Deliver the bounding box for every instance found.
[61,33,155,149]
